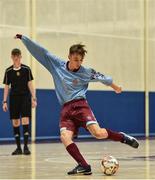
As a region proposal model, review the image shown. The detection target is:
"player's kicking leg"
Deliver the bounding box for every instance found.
[60,129,92,175]
[87,124,139,148]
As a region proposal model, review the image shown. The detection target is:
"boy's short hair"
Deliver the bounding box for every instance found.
[11,48,21,56]
[69,44,87,58]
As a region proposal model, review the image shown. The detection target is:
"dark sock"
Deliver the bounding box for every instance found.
[23,124,29,148]
[66,143,88,167]
[106,129,124,141]
[13,126,21,149]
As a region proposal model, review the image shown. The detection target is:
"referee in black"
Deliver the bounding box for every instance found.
[2,48,37,155]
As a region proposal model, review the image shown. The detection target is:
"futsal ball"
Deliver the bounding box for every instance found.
[101,155,119,176]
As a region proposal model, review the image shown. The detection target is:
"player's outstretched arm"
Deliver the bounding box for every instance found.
[15,34,48,62]
[110,83,122,94]
[15,34,62,72]
[90,69,113,86]
[89,69,122,93]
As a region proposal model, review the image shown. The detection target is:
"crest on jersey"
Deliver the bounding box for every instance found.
[72,79,79,85]
[16,72,20,76]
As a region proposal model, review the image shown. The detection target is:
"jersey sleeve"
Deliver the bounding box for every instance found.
[27,68,34,81]
[21,36,64,73]
[3,70,10,85]
[89,68,113,86]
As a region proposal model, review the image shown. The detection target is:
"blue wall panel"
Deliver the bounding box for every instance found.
[0,89,13,141]
[86,91,145,135]
[149,92,155,136]
[36,89,61,139]
[0,88,148,141]
[36,90,145,139]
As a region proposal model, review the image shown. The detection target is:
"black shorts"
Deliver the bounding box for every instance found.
[9,95,31,119]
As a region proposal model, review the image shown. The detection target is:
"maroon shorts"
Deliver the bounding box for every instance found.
[59,98,97,136]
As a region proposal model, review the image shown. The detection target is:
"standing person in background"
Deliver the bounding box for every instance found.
[2,48,37,155]
[15,34,139,175]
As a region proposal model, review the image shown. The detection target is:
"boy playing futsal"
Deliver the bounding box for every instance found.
[15,34,139,175]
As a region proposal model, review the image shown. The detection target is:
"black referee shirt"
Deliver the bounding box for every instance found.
[3,64,33,96]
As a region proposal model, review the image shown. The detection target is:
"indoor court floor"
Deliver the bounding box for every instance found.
[0,138,155,179]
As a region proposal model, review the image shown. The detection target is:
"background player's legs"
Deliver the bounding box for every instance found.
[87,124,139,148]
[22,117,31,155]
[60,129,91,174]
[12,119,22,155]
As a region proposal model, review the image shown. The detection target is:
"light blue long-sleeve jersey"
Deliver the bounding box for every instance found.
[21,36,113,105]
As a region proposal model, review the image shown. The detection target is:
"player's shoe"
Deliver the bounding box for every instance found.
[23,146,31,155]
[67,164,92,175]
[120,132,139,148]
[12,148,22,155]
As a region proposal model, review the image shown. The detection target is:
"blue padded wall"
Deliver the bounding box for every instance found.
[36,90,145,139]
[149,92,155,136]
[0,88,152,141]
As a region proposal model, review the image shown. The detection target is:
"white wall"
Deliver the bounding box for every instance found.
[0,0,30,88]
[0,0,154,92]
[149,0,155,91]
[35,0,144,91]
